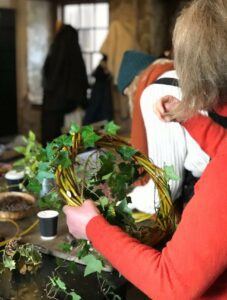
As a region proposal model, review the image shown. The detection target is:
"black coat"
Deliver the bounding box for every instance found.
[42,24,88,112]
[83,63,113,125]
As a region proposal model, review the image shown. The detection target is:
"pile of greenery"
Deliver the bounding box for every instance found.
[0,238,42,275]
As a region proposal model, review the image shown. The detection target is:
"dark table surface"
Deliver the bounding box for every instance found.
[0,175,127,300]
[0,254,127,300]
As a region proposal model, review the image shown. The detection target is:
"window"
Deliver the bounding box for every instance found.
[63,2,109,77]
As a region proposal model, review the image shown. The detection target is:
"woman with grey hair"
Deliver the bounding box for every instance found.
[63,1,227,298]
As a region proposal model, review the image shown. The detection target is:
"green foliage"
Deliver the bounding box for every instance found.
[26,178,42,194]
[96,152,116,179]
[13,130,43,178]
[104,121,120,135]
[68,261,77,274]
[53,134,73,147]
[70,292,81,300]
[164,165,180,181]
[58,242,72,253]
[48,274,81,300]
[69,123,80,135]
[36,162,55,183]
[2,256,16,271]
[118,145,137,160]
[0,240,42,275]
[12,122,176,300]
[81,125,101,148]
[99,196,109,210]
[50,276,67,291]
[76,240,91,259]
[38,191,62,211]
[82,254,103,276]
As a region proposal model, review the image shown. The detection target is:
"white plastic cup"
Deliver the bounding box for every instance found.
[37,210,59,240]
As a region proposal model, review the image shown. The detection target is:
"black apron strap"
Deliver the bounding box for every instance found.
[154,77,179,87]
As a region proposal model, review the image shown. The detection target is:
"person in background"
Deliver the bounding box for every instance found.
[118,50,173,155]
[82,55,114,125]
[41,24,88,145]
[117,50,156,118]
[117,50,209,214]
[63,0,227,298]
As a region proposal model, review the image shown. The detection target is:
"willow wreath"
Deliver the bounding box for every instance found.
[24,122,175,247]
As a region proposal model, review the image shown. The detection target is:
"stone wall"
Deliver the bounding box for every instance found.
[109,0,176,56]
[21,0,55,141]
[108,0,187,136]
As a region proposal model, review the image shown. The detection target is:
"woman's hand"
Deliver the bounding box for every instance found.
[63,200,100,240]
[153,95,180,121]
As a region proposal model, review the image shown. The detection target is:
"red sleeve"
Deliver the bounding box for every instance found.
[87,142,227,299]
[182,114,227,158]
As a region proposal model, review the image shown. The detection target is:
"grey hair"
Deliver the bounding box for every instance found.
[172,0,227,120]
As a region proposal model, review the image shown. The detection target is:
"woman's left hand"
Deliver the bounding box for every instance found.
[63,200,100,240]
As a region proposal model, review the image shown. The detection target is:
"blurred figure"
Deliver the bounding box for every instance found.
[83,55,113,125]
[117,50,209,214]
[41,24,88,145]
[117,50,156,117]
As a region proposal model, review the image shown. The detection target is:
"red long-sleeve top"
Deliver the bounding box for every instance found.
[86,108,227,299]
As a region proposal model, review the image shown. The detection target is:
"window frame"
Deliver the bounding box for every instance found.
[61,1,109,77]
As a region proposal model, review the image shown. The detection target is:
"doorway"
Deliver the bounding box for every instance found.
[0,8,17,137]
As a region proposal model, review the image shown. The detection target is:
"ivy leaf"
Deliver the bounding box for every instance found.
[69,292,81,300]
[164,165,180,181]
[3,256,16,271]
[28,130,36,142]
[38,191,62,211]
[53,134,73,147]
[104,121,120,135]
[118,146,137,160]
[53,150,72,168]
[36,170,55,183]
[76,240,90,259]
[68,261,77,274]
[81,126,101,148]
[119,162,138,184]
[116,199,132,215]
[17,244,42,267]
[96,152,115,179]
[82,254,103,276]
[99,196,109,210]
[38,161,50,172]
[58,242,72,253]
[26,178,42,194]
[51,276,67,291]
[45,143,57,161]
[69,123,80,135]
[108,173,128,200]
[14,146,26,154]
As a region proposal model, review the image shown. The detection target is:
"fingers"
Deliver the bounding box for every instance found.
[153,95,180,122]
[63,205,70,214]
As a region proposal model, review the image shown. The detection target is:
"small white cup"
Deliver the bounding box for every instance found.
[37,210,59,240]
[5,170,24,191]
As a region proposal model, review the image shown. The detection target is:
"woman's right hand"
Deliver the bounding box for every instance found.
[153,95,180,122]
